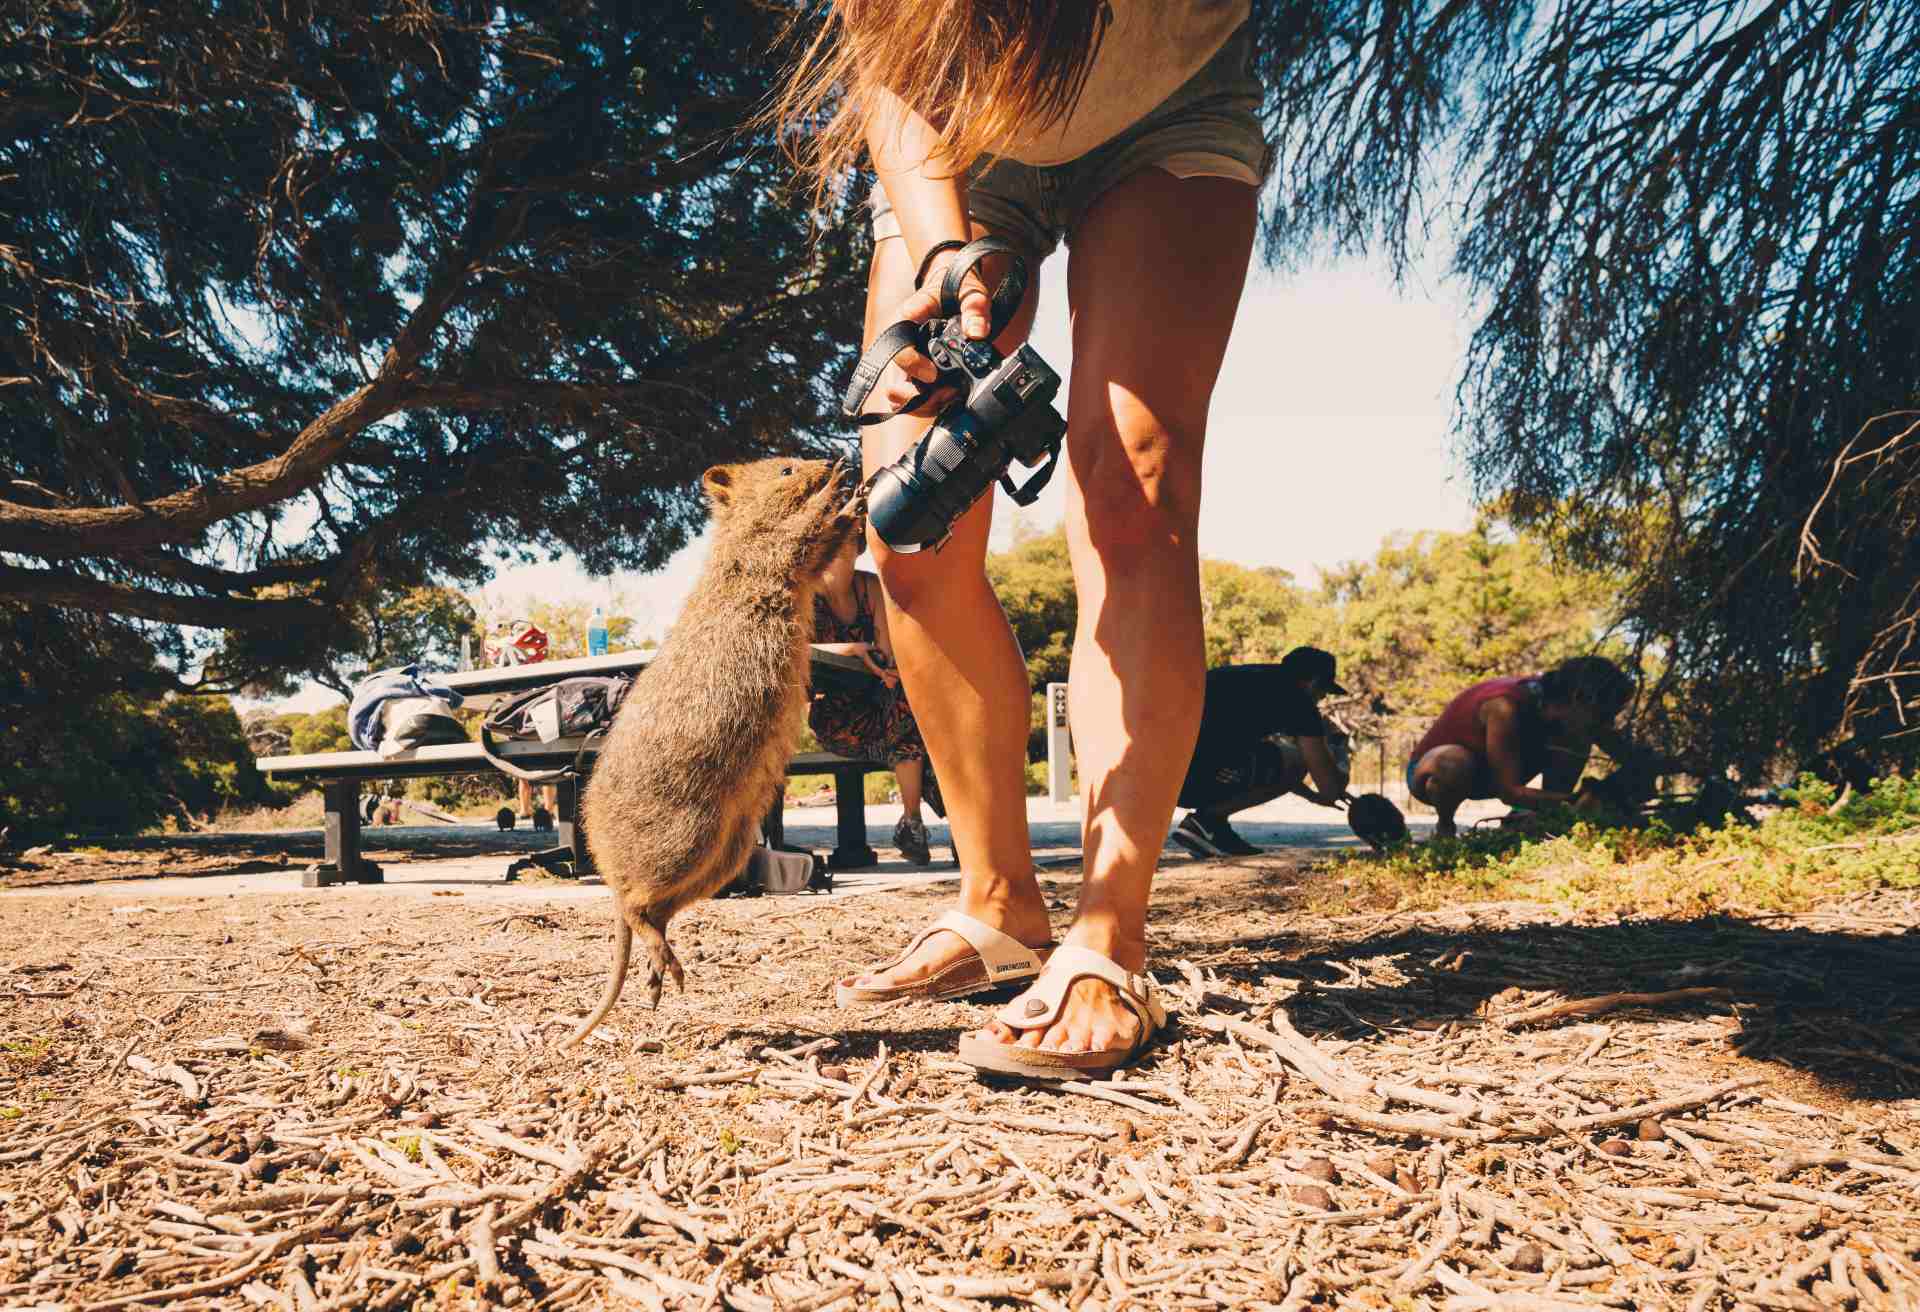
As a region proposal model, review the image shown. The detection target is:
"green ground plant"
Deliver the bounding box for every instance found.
[1314,774,1920,917]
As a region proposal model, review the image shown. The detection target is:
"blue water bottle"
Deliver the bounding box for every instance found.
[587,605,609,657]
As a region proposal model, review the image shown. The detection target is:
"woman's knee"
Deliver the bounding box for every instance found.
[868,522,994,614]
[1417,748,1475,801]
[1068,412,1204,569]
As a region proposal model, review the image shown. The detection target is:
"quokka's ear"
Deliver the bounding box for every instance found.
[702,465,735,508]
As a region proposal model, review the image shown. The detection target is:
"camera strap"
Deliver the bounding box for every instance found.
[841,236,1029,426]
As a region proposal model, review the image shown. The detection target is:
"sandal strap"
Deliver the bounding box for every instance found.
[884,910,1045,980]
[992,945,1167,1034]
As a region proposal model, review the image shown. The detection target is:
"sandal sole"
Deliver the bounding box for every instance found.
[956,1031,1150,1079]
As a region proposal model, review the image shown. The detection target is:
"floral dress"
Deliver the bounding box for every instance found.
[809,573,929,767]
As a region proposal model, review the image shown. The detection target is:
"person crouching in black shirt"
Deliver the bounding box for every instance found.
[1171,647,1354,857]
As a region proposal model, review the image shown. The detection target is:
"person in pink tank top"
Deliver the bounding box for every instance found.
[1408,657,1653,837]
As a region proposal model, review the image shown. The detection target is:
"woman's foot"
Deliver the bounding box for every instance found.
[892,813,933,865]
[958,936,1165,1076]
[843,888,1052,994]
[970,923,1147,1057]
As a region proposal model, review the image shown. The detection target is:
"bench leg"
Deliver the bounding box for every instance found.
[829,767,878,870]
[305,781,384,887]
[555,776,590,876]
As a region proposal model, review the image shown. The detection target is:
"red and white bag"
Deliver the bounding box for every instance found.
[483,620,550,667]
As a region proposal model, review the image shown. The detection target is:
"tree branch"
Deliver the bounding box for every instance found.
[0,158,535,559]
[0,379,403,557]
[0,563,331,630]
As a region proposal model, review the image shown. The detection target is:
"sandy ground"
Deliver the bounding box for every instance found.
[2,799,1916,1312]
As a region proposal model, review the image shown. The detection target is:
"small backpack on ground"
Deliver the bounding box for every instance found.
[723,840,833,897]
[479,675,634,784]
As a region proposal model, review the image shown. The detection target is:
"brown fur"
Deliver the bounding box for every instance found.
[560,457,864,1049]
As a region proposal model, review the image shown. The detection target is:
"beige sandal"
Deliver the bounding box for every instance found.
[834,910,1055,1007]
[956,946,1167,1078]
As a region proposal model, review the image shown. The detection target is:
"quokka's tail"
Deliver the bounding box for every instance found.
[559,919,631,1051]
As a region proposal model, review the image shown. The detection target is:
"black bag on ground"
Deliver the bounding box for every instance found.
[479,675,634,784]
[722,841,833,898]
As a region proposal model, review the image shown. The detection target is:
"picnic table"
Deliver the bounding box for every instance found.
[256,647,886,886]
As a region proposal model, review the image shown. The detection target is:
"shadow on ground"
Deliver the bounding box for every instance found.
[868,868,1919,1101]
[1178,911,1920,1103]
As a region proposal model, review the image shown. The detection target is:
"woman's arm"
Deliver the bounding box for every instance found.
[860,572,896,663]
[1296,736,1351,806]
[1485,699,1572,808]
[865,85,974,280]
[859,81,996,409]
[816,638,898,685]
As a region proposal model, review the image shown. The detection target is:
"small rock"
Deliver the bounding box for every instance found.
[1201,1215,1227,1233]
[1394,1167,1421,1194]
[1597,1138,1634,1157]
[1366,1154,1398,1182]
[241,1155,274,1182]
[1301,1111,1336,1131]
[1289,1185,1335,1211]
[1636,1118,1665,1142]
[1508,1242,1544,1273]
[635,1039,664,1054]
[818,1064,850,1083]
[1299,1157,1338,1183]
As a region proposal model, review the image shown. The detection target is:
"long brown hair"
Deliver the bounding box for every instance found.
[770,1,1111,208]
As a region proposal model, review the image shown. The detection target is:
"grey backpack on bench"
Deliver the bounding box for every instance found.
[478,675,634,784]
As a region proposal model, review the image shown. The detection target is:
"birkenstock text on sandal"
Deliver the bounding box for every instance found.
[834,909,1056,1007]
[955,945,1167,1079]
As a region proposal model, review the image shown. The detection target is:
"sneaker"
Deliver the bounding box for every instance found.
[894,814,933,865]
[1171,811,1262,858]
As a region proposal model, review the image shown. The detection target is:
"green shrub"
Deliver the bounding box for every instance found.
[1314,772,1920,916]
[289,705,352,755]
[2,693,277,839]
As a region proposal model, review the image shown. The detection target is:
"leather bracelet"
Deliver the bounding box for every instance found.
[914,238,969,290]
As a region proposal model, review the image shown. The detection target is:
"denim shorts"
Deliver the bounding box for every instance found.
[869,26,1269,261]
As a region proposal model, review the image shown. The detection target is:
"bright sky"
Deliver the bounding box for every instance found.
[269,246,1476,712]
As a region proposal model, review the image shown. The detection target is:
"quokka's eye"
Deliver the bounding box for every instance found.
[782,465,794,476]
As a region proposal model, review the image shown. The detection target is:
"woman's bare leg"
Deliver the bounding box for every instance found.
[979,169,1256,1052]
[844,227,1051,989]
[894,757,925,821]
[1412,745,1476,837]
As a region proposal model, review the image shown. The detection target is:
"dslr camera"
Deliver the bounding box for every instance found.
[845,238,1066,553]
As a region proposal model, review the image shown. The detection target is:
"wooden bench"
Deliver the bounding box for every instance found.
[255,648,885,886]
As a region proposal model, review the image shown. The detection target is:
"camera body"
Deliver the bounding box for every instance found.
[865,315,1067,553]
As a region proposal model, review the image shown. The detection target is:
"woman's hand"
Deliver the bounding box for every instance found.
[855,643,901,687]
[870,252,996,415]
